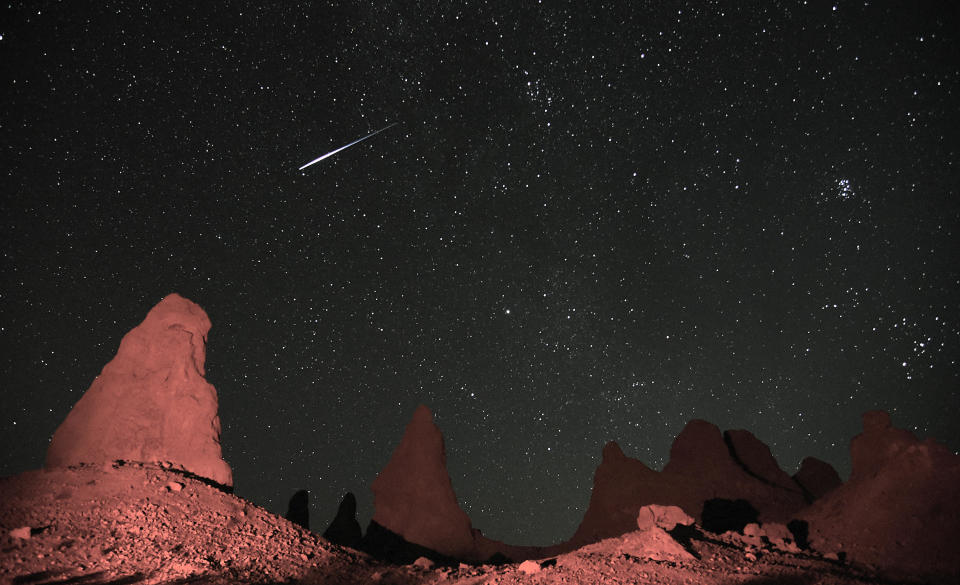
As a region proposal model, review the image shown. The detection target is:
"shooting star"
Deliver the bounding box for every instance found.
[298,122,398,171]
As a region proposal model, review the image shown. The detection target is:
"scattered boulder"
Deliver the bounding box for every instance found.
[285,489,309,530]
[411,556,435,569]
[323,492,361,548]
[45,294,232,487]
[740,523,765,548]
[367,405,477,560]
[636,504,694,532]
[762,522,801,553]
[517,559,541,574]
[793,457,842,501]
[10,526,31,540]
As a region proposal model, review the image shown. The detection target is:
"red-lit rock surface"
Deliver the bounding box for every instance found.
[799,411,960,583]
[370,405,478,560]
[663,420,806,519]
[0,464,376,584]
[849,410,921,481]
[724,429,802,492]
[570,420,808,546]
[635,504,694,532]
[45,294,232,487]
[0,463,891,585]
[793,456,842,500]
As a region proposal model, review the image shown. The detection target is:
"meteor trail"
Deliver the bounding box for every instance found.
[298,122,398,171]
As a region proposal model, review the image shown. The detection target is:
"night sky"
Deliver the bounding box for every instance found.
[2,2,958,546]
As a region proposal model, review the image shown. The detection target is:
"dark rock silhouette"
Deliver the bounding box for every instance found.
[793,456,842,501]
[368,405,478,560]
[570,420,807,546]
[701,498,759,534]
[360,520,459,565]
[285,489,309,530]
[787,519,810,550]
[800,411,960,583]
[323,492,362,549]
[45,293,232,487]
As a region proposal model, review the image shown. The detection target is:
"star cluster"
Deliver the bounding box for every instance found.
[2,2,958,544]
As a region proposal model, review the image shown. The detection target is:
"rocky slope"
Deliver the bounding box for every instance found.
[1,463,900,585]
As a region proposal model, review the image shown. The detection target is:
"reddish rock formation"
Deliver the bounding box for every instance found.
[570,441,693,545]
[635,504,694,532]
[369,405,477,560]
[849,410,920,481]
[800,411,960,582]
[725,429,801,492]
[45,293,232,487]
[793,456,841,500]
[570,420,808,547]
[364,405,564,563]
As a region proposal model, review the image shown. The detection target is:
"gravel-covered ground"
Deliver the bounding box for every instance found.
[0,464,927,585]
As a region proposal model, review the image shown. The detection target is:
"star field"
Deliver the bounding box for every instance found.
[2,2,958,545]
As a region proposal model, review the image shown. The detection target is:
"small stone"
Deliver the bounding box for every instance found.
[518,559,541,574]
[10,526,31,540]
[412,556,435,569]
[745,551,757,562]
[166,481,184,492]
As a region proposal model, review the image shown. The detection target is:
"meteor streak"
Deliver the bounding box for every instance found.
[298,122,398,171]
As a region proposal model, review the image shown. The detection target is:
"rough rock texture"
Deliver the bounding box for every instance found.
[369,405,477,560]
[635,504,694,532]
[578,527,695,562]
[323,492,362,549]
[285,489,309,530]
[0,464,400,585]
[570,442,682,545]
[45,293,232,487]
[799,411,960,583]
[849,410,919,481]
[793,456,842,500]
[570,421,807,547]
[664,420,738,479]
[724,429,801,491]
[0,464,891,585]
[364,405,563,564]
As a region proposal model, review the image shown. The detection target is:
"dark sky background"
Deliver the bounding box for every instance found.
[2,1,958,546]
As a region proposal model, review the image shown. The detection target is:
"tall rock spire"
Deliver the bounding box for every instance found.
[45,293,232,487]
